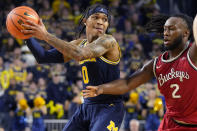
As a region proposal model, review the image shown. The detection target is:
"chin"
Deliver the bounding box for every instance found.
[94,32,103,37]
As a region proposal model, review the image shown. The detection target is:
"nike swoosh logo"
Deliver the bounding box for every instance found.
[156,65,162,69]
[24,12,37,19]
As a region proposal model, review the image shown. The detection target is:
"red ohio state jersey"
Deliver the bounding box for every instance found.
[154,44,197,124]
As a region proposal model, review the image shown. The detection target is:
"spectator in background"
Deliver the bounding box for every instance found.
[9,58,27,84]
[129,119,140,131]
[47,73,72,119]
[37,77,47,100]
[123,91,141,131]
[32,96,47,131]
[12,92,31,131]
[51,64,67,83]
[1,37,20,61]
[67,81,83,119]
[142,88,163,131]
[28,63,50,82]
[25,81,39,108]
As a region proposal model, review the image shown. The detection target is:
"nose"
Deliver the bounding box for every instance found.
[96,18,103,25]
[164,29,169,36]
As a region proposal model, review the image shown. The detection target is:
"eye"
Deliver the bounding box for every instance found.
[92,16,98,19]
[170,27,175,30]
[103,18,108,22]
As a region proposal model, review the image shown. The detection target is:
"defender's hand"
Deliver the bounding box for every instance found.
[21,18,48,40]
[82,86,102,98]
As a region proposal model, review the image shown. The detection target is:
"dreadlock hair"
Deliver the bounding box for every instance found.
[75,4,111,39]
[145,13,194,41]
[145,14,170,34]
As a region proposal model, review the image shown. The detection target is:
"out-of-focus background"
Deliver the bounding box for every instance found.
[0,0,196,131]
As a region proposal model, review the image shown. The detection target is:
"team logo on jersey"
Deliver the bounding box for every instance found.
[107,120,118,131]
[158,68,189,86]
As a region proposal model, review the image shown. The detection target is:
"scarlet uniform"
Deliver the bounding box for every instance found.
[153,44,197,130]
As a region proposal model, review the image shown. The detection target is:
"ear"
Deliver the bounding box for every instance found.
[184,30,190,38]
[83,18,87,26]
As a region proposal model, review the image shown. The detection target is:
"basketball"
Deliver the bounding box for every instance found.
[6,6,39,39]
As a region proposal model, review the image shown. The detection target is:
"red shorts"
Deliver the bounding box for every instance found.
[158,114,197,131]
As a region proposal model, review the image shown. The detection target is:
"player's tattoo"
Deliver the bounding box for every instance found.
[45,33,116,61]
[83,35,116,59]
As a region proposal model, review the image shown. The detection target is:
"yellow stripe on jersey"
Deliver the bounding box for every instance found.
[99,42,121,65]
[79,39,87,47]
[79,40,97,64]
[79,58,96,64]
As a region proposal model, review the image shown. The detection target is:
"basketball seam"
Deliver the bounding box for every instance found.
[13,12,28,20]
[10,15,21,33]
[10,15,28,36]
[14,7,38,16]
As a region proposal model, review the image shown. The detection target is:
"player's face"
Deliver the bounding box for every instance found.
[163,17,185,50]
[85,13,109,37]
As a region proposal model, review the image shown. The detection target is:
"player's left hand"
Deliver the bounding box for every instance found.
[21,18,48,40]
[82,86,100,98]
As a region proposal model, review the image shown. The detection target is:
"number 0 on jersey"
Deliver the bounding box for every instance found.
[82,66,89,84]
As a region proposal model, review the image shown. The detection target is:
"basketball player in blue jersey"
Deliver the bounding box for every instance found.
[21,4,124,131]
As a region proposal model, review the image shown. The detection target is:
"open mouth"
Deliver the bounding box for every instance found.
[164,38,170,45]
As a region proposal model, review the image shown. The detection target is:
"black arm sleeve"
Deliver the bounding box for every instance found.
[26,38,64,63]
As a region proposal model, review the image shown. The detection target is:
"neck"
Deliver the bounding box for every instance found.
[86,33,99,43]
[168,41,187,59]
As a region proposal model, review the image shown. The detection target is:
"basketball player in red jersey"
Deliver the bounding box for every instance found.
[83,14,197,130]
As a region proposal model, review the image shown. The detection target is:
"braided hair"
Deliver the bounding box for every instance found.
[145,13,193,41]
[75,4,111,38]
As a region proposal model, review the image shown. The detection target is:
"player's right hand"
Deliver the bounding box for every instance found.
[82,86,100,98]
[21,18,48,41]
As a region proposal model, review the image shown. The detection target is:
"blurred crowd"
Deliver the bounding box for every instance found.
[0,0,196,131]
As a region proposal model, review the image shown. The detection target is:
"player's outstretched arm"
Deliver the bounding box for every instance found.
[42,34,116,61]
[22,19,116,61]
[83,60,154,98]
[26,38,64,63]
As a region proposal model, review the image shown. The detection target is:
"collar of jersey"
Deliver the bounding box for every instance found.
[161,42,189,63]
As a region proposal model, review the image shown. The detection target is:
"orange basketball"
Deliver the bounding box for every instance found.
[6,6,39,39]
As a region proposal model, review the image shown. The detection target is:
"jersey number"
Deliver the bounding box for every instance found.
[170,84,181,98]
[82,66,89,84]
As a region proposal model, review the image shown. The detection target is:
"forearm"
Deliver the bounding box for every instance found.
[44,33,82,61]
[26,38,64,63]
[99,72,144,95]
[99,79,130,95]
[98,61,154,95]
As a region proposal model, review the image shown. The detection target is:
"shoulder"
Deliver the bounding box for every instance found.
[104,34,117,42]
[96,34,117,48]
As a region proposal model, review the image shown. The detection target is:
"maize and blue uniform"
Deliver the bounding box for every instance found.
[145,107,160,131]
[32,110,45,131]
[63,40,124,131]
[12,109,28,131]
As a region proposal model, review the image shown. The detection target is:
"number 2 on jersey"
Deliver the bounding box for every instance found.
[170,84,181,98]
[82,66,89,84]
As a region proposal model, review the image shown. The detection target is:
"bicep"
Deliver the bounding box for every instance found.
[82,44,108,59]
[79,35,117,60]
